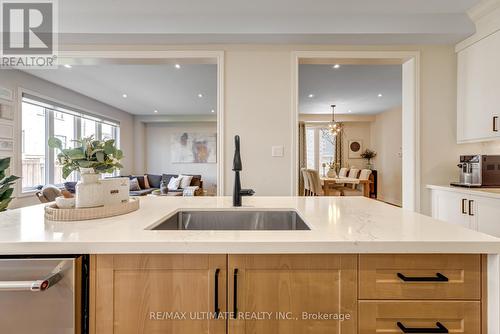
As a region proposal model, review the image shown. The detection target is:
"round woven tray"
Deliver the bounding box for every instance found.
[44,198,140,221]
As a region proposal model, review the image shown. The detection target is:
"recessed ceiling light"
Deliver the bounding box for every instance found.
[378,93,383,97]
[122,94,128,98]
[174,64,181,69]
[333,64,340,69]
[63,64,72,69]
[308,94,315,98]
[154,110,158,113]
[198,93,203,98]
[211,109,215,113]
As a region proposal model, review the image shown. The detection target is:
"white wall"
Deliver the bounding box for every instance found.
[222,45,499,213]
[371,107,403,206]
[133,119,146,174]
[0,70,135,208]
[218,45,474,209]
[145,122,218,192]
[224,50,292,196]
[36,43,500,214]
[341,122,372,169]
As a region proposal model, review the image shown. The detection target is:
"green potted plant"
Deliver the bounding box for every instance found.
[360,149,377,170]
[0,157,20,212]
[48,136,125,208]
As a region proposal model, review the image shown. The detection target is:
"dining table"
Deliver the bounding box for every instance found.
[320,177,373,197]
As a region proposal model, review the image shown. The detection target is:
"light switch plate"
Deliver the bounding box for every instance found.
[272,145,284,157]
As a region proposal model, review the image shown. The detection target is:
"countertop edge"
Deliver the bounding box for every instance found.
[1,240,499,255]
[426,184,500,199]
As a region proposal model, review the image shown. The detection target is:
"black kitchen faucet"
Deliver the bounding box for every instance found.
[233,135,255,206]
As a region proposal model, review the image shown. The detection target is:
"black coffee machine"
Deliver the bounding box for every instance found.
[451,155,500,188]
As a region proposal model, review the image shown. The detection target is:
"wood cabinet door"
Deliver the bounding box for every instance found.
[93,254,226,334]
[228,254,357,334]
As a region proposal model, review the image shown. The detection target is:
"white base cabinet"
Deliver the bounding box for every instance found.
[431,188,500,237]
[431,190,473,229]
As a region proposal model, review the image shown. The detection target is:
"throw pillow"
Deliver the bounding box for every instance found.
[189,175,202,187]
[130,175,146,189]
[147,174,162,189]
[64,181,77,194]
[178,174,193,189]
[143,175,150,189]
[129,178,141,191]
[167,176,181,190]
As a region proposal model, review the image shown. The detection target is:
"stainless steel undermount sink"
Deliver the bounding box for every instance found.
[148,210,310,231]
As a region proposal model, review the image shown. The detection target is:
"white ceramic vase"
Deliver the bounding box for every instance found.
[327,168,337,178]
[75,168,104,208]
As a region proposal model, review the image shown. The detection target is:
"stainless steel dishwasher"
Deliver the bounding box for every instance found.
[0,255,89,334]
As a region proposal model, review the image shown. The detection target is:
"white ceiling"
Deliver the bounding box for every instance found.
[299,64,402,115]
[57,0,480,44]
[24,64,217,115]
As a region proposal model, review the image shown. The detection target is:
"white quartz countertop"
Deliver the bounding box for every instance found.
[0,196,499,255]
[427,184,500,199]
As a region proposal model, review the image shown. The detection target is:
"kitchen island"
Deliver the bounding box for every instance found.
[1,196,499,333]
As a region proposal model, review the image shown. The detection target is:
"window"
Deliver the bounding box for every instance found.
[21,102,46,189]
[305,125,336,174]
[305,127,315,169]
[319,128,335,168]
[21,94,120,192]
[53,111,77,185]
[81,118,97,138]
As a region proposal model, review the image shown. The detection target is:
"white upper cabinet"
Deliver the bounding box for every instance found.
[457,29,500,143]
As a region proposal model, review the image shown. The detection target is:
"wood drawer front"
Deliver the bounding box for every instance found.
[359,254,481,300]
[359,301,480,334]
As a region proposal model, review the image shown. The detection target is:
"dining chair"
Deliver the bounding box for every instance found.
[342,169,372,196]
[301,168,311,196]
[338,167,348,178]
[348,168,360,178]
[359,169,372,181]
[307,169,323,196]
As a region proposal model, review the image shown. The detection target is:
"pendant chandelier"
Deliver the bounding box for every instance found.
[328,104,342,136]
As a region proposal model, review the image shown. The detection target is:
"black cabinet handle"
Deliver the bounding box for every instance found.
[397,321,448,333]
[468,200,474,216]
[461,198,467,214]
[397,272,448,282]
[494,116,498,132]
[233,268,239,318]
[214,269,220,317]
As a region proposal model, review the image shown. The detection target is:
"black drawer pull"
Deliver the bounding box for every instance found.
[397,272,448,282]
[214,268,220,317]
[233,268,238,318]
[397,321,448,333]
